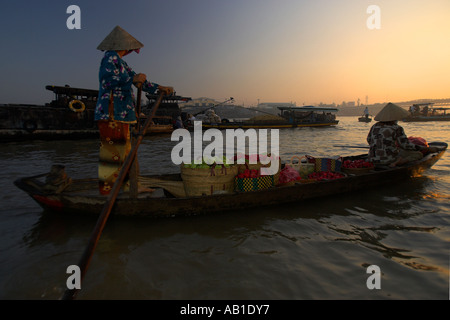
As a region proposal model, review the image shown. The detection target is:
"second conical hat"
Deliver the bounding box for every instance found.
[97,25,144,51]
[374,102,409,121]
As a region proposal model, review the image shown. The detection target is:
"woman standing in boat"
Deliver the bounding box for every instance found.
[95,25,173,195]
[363,106,370,119]
[367,102,437,168]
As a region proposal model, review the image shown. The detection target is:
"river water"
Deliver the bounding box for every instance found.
[0,116,448,300]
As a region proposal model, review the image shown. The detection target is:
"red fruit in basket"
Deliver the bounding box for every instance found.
[343,159,373,169]
[308,171,345,180]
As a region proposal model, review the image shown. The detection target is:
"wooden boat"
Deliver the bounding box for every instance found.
[0,85,99,141]
[403,103,450,122]
[200,121,338,129]
[0,85,190,141]
[14,142,447,218]
[358,115,372,122]
[138,115,174,134]
[190,106,339,130]
[265,105,339,127]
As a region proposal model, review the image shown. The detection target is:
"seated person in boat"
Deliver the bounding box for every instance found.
[94,26,174,195]
[188,113,196,121]
[174,116,184,129]
[367,103,438,168]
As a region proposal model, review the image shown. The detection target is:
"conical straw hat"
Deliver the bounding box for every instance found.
[97,25,144,51]
[374,102,409,121]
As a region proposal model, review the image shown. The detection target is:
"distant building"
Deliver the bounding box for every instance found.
[347,101,356,107]
[318,102,337,108]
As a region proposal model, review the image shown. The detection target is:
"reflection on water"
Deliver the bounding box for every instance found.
[0,117,449,299]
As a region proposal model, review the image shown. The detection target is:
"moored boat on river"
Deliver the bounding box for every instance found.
[14,142,447,218]
[191,106,339,130]
[0,85,190,141]
[403,103,450,122]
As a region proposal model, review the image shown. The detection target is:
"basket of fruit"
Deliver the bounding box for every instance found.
[341,159,374,175]
[308,171,347,181]
[234,153,281,185]
[181,156,238,196]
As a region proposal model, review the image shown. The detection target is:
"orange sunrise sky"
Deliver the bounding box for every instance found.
[0,0,449,106]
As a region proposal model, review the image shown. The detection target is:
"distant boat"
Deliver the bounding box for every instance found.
[192,106,339,129]
[403,103,450,122]
[358,115,372,122]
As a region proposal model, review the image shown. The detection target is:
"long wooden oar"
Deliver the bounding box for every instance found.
[61,91,165,300]
[129,86,143,198]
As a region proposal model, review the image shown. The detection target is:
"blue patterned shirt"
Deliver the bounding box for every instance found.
[94,51,159,123]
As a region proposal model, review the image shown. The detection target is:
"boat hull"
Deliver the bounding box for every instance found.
[403,116,450,122]
[0,86,189,142]
[14,142,447,218]
[199,121,339,130]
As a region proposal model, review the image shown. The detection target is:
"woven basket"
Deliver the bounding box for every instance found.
[235,175,274,192]
[237,154,281,185]
[181,165,238,196]
[306,155,342,172]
